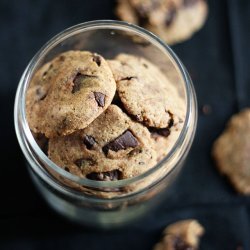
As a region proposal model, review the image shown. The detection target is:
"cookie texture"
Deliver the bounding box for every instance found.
[48,105,157,180]
[212,109,250,194]
[153,219,204,250]
[115,0,208,45]
[108,54,185,159]
[27,50,186,186]
[26,50,116,138]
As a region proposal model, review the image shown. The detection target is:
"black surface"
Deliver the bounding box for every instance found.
[1,0,250,249]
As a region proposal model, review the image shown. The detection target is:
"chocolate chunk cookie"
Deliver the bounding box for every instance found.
[153,219,204,250]
[26,50,116,138]
[48,105,157,180]
[115,0,208,45]
[108,54,185,159]
[212,109,250,194]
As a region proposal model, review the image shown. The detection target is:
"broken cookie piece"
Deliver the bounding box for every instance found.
[153,219,204,250]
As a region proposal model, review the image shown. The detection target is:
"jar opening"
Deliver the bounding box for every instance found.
[15,20,195,189]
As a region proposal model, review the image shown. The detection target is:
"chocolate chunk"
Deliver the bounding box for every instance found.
[74,158,85,168]
[138,16,148,27]
[83,135,96,149]
[86,170,122,181]
[168,117,174,129]
[183,0,199,7]
[72,73,97,93]
[94,92,105,107]
[165,7,176,26]
[64,167,70,172]
[149,127,170,137]
[103,130,139,155]
[172,236,193,250]
[93,54,101,66]
[167,111,174,129]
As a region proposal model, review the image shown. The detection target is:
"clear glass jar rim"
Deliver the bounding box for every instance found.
[15,20,194,188]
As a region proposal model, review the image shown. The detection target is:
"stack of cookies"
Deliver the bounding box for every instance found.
[116,0,208,45]
[26,50,185,181]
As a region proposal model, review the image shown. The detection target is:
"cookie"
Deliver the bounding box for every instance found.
[48,105,157,180]
[129,0,182,26]
[212,109,250,194]
[108,54,185,159]
[153,219,204,250]
[116,0,138,24]
[115,0,208,45]
[26,50,116,138]
[146,0,208,45]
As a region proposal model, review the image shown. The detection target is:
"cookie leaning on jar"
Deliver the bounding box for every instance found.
[26,50,185,197]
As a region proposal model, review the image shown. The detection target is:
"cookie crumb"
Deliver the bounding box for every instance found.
[201,104,212,115]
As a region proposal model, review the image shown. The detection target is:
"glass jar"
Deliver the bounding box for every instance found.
[14,20,197,228]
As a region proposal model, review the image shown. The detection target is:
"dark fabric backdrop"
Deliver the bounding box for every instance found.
[0,0,250,249]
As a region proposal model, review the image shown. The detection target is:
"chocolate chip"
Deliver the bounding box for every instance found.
[93,54,101,66]
[103,130,139,155]
[86,170,122,181]
[172,236,193,250]
[165,7,176,26]
[167,111,174,129]
[183,0,199,7]
[74,158,95,168]
[64,167,70,172]
[72,73,97,93]
[149,113,174,137]
[168,117,174,129]
[94,92,105,107]
[83,135,96,149]
[138,16,148,27]
[74,158,85,168]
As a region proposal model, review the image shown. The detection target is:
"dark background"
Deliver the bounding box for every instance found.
[1,0,250,249]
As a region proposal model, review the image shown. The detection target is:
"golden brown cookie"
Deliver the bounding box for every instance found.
[108,54,185,159]
[48,105,157,180]
[212,109,250,194]
[26,50,116,138]
[153,219,205,250]
[146,0,208,45]
[115,0,208,45]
